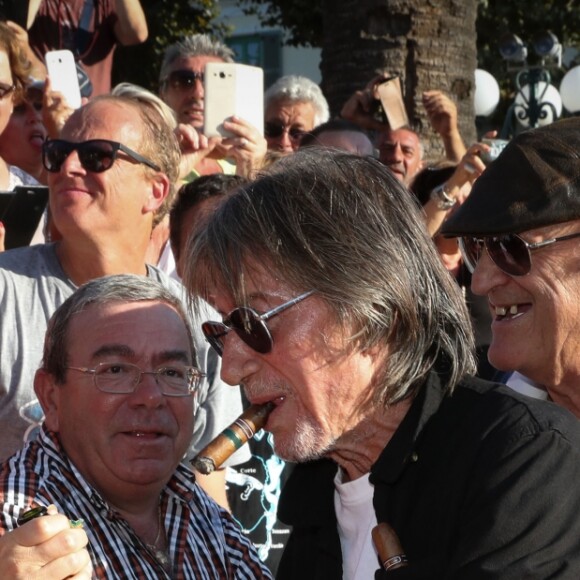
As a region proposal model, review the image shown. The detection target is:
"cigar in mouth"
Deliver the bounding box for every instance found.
[372,522,409,572]
[191,401,275,474]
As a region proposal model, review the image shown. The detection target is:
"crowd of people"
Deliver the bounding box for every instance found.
[0,3,579,578]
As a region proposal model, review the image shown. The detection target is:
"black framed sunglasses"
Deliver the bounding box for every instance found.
[163,69,204,91]
[0,82,15,99]
[264,122,309,141]
[42,139,160,173]
[459,232,580,276]
[202,291,314,357]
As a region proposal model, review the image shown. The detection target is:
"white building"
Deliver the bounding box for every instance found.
[217,0,321,88]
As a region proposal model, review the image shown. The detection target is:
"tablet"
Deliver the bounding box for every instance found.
[0,185,49,250]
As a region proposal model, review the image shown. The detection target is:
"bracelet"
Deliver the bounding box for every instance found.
[430,183,456,210]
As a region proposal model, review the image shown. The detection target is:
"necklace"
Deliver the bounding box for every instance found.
[145,507,171,571]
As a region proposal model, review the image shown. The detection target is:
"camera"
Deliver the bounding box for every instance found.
[480,138,509,165]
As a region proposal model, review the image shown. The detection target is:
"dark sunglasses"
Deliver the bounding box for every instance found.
[0,82,15,99]
[163,69,204,91]
[202,291,314,357]
[264,122,308,141]
[13,100,42,115]
[42,139,160,173]
[459,232,580,276]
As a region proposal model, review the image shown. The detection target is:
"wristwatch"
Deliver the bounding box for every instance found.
[429,183,456,210]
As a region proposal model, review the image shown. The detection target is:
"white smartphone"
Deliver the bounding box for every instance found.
[45,49,82,109]
[203,63,264,138]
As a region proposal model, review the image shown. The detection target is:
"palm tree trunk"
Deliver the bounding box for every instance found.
[320,0,478,159]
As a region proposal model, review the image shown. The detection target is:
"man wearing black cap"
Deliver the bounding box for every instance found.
[441,117,580,417]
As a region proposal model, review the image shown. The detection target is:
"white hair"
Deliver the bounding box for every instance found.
[265,75,330,126]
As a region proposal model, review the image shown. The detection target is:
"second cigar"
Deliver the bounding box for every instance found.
[191,401,275,474]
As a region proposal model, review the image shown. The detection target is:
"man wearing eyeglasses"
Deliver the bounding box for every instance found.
[0,274,271,578]
[441,116,580,417]
[184,148,580,578]
[0,95,247,496]
[159,34,266,178]
[263,75,330,155]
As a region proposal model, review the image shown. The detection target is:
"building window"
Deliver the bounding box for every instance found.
[226,32,282,88]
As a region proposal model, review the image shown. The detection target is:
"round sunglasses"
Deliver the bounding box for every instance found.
[264,122,309,141]
[42,139,160,173]
[459,231,580,276]
[202,291,314,357]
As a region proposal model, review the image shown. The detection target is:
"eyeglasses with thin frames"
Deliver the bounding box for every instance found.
[66,362,204,397]
[202,291,314,357]
[459,231,580,276]
[42,139,161,173]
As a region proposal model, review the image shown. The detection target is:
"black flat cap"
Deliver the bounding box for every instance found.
[441,117,580,236]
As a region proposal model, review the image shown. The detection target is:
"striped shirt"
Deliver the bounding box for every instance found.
[0,427,272,579]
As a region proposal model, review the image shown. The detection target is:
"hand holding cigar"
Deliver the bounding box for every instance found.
[192,401,275,474]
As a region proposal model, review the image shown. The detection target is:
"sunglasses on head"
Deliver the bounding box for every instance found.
[163,69,204,91]
[42,139,161,173]
[459,231,580,276]
[264,122,308,141]
[202,291,314,357]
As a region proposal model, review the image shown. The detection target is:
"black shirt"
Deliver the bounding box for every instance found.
[277,372,580,579]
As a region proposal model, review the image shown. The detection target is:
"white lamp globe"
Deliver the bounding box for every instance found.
[474,69,500,116]
[560,65,580,113]
[514,81,562,127]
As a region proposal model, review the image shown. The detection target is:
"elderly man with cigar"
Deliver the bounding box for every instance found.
[0,275,271,578]
[184,148,580,578]
[441,117,580,415]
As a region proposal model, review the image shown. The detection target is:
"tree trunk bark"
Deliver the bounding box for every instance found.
[320,0,478,160]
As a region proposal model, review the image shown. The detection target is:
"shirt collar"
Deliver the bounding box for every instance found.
[371,371,447,484]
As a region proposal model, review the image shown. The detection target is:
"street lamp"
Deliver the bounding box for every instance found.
[498,31,563,138]
[560,65,580,114]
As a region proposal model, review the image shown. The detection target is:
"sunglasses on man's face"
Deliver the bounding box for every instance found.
[42,139,160,173]
[163,69,204,91]
[202,291,314,357]
[264,122,308,141]
[459,231,580,276]
[13,99,42,115]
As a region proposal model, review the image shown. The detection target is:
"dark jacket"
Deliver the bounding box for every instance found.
[277,373,580,579]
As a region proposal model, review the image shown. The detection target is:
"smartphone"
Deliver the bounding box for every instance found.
[203,63,264,138]
[374,76,409,131]
[480,138,509,165]
[45,49,82,109]
[0,186,49,250]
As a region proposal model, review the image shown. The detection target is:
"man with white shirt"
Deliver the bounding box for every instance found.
[442,117,580,417]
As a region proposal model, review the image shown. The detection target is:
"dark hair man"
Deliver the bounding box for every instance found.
[0,274,271,578]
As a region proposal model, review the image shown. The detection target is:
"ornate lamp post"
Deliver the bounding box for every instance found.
[498,32,563,138]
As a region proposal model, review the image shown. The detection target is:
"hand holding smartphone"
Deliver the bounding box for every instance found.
[44,49,82,109]
[203,63,264,138]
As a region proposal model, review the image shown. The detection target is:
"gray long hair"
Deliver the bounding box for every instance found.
[184,148,476,405]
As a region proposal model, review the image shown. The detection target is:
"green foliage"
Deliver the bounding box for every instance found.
[238,0,323,47]
[113,0,228,91]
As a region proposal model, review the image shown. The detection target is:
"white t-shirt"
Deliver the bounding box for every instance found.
[506,371,549,401]
[334,469,379,579]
